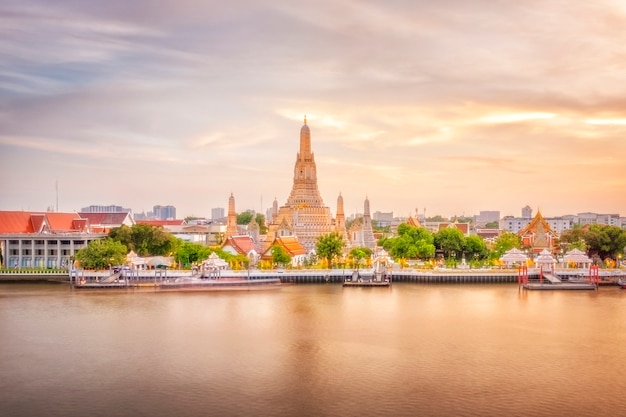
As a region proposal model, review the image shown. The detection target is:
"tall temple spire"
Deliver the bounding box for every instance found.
[267,119,334,251]
[299,115,312,157]
[226,192,238,238]
[336,192,348,246]
[361,196,376,250]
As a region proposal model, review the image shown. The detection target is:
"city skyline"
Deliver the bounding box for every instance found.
[1,1,625,218]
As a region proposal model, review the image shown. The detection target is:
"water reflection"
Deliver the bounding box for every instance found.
[1,283,625,417]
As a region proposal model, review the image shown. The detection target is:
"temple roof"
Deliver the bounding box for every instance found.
[406,215,421,228]
[518,211,555,237]
[223,236,257,255]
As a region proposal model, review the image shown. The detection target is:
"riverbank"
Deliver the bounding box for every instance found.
[1,267,623,285]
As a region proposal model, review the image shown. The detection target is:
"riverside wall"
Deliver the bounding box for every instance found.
[0,269,529,284]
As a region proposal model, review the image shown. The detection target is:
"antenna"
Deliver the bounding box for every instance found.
[55,180,59,212]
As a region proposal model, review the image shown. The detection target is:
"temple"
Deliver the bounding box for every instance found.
[267,117,336,252]
[518,210,558,254]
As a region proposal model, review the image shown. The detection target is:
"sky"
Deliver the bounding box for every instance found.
[1,0,625,220]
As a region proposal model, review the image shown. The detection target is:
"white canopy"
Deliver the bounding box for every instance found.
[499,248,528,264]
[535,249,556,265]
[145,256,174,268]
[563,248,592,264]
[203,252,228,269]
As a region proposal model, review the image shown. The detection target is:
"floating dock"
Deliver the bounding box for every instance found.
[521,271,597,290]
[522,282,597,290]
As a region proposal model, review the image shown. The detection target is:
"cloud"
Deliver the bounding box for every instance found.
[1,0,626,217]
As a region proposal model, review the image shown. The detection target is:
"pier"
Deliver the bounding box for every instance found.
[2,267,623,288]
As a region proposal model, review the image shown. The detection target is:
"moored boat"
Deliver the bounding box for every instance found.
[618,277,626,289]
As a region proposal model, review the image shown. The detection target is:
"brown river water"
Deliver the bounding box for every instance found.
[1,282,626,417]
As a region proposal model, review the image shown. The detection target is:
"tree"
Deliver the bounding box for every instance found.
[585,225,626,260]
[74,238,127,270]
[255,213,268,234]
[560,224,626,260]
[316,232,345,268]
[237,212,253,225]
[271,245,291,267]
[381,223,435,259]
[559,225,587,251]
[174,241,211,268]
[491,232,522,259]
[426,215,446,222]
[434,227,465,259]
[348,247,372,269]
[109,224,177,256]
[464,235,488,260]
[484,221,499,229]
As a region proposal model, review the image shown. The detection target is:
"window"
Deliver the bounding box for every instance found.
[49,249,57,256]
[35,240,44,245]
[21,240,32,245]
[36,249,44,256]
[10,249,18,256]
[22,249,31,255]
[48,240,58,245]
[9,240,18,245]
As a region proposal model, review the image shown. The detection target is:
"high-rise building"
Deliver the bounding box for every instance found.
[153,205,176,220]
[80,204,130,213]
[266,117,336,252]
[211,207,225,222]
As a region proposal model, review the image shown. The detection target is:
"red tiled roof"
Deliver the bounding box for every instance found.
[47,212,84,231]
[0,211,36,233]
[0,211,83,234]
[223,236,257,255]
[30,214,46,233]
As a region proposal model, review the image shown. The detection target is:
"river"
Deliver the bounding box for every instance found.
[1,282,625,417]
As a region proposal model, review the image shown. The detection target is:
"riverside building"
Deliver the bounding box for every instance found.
[0,211,107,268]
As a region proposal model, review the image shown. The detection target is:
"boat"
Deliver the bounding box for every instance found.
[159,277,282,292]
[343,269,391,287]
[74,276,282,292]
[618,277,626,289]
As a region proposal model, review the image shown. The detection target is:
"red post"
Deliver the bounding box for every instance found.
[589,265,599,286]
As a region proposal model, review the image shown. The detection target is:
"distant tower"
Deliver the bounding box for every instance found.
[335,193,349,245]
[361,196,376,250]
[272,197,278,222]
[226,193,238,238]
[522,205,533,219]
[248,215,260,243]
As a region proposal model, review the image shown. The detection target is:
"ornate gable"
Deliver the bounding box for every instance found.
[406,215,421,228]
[518,211,557,253]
